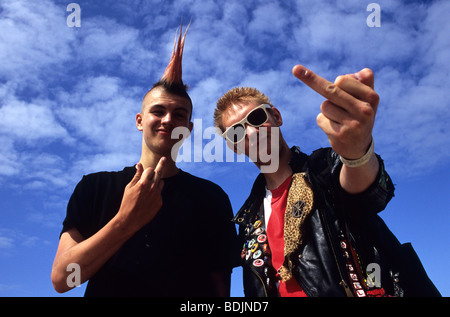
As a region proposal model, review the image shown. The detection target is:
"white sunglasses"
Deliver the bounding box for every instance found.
[222,104,272,144]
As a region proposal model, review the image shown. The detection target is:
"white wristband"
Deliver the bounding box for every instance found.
[339,138,375,168]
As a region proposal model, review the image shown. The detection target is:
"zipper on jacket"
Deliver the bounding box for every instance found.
[250,267,268,297]
[319,208,354,297]
[293,263,314,297]
[340,280,354,297]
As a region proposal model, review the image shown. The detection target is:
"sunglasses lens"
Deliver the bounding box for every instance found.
[223,106,270,144]
[226,124,246,144]
[247,108,268,126]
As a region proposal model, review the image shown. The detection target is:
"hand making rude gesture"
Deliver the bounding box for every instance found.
[117,157,166,234]
[292,65,378,161]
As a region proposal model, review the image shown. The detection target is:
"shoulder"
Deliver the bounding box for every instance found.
[307,147,340,174]
[82,166,135,180]
[309,147,337,162]
[81,166,135,181]
[289,146,338,174]
[74,166,135,192]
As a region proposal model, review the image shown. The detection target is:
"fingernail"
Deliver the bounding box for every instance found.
[294,65,307,77]
[299,68,307,77]
[349,73,360,81]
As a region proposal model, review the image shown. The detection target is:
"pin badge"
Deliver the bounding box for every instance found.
[257,234,267,243]
[253,259,264,267]
[254,227,263,235]
[356,289,366,297]
[253,250,262,259]
[291,200,306,218]
[246,250,252,260]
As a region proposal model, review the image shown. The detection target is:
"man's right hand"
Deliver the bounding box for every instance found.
[117,157,166,234]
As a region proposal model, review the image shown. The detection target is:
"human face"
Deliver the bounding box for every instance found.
[221,101,282,166]
[137,87,193,158]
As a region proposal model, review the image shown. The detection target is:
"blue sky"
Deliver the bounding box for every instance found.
[0,0,448,297]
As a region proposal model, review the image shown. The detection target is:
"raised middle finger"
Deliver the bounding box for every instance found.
[293,65,360,114]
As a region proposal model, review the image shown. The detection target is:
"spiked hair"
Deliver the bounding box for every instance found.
[150,22,191,104]
[214,87,272,132]
[160,21,190,87]
[143,21,192,118]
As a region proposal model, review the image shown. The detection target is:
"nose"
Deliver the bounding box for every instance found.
[245,125,259,142]
[246,124,261,134]
[161,112,173,126]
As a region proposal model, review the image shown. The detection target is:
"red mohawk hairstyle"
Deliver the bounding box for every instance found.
[147,20,192,115]
[161,20,191,87]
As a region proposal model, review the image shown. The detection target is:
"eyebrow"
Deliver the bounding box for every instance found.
[148,104,190,114]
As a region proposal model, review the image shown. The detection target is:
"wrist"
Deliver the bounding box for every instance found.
[339,138,374,168]
[111,213,138,239]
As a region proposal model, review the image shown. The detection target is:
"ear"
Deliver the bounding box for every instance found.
[136,113,143,131]
[181,120,193,138]
[270,107,283,127]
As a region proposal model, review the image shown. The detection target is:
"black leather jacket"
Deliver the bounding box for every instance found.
[232,146,396,297]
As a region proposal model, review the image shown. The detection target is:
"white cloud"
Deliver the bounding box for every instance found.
[0,236,14,249]
[0,228,46,259]
[26,211,62,229]
[77,17,140,61]
[0,0,74,85]
[0,0,449,197]
[0,98,69,142]
[0,137,19,177]
[248,2,290,36]
[228,0,450,177]
[71,152,140,176]
[55,75,142,153]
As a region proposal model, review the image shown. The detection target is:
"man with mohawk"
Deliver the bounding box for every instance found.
[51,23,239,297]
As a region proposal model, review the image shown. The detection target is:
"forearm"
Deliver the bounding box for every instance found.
[52,161,165,293]
[52,216,135,293]
[339,152,379,194]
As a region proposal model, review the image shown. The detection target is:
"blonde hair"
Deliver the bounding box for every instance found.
[214,87,272,131]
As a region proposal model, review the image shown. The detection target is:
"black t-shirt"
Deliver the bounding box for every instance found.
[62,166,239,297]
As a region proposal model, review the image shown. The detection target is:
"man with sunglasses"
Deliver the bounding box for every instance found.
[214,65,396,297]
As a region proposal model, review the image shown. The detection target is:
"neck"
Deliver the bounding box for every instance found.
[139,150,180,178]
[262,141,292,190]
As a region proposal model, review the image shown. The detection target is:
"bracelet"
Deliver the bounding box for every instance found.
[339,138,375,168]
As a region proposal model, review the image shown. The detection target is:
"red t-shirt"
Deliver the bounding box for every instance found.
[266,175,307,297]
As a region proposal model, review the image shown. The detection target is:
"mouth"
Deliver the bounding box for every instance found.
[156,128,172,136]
